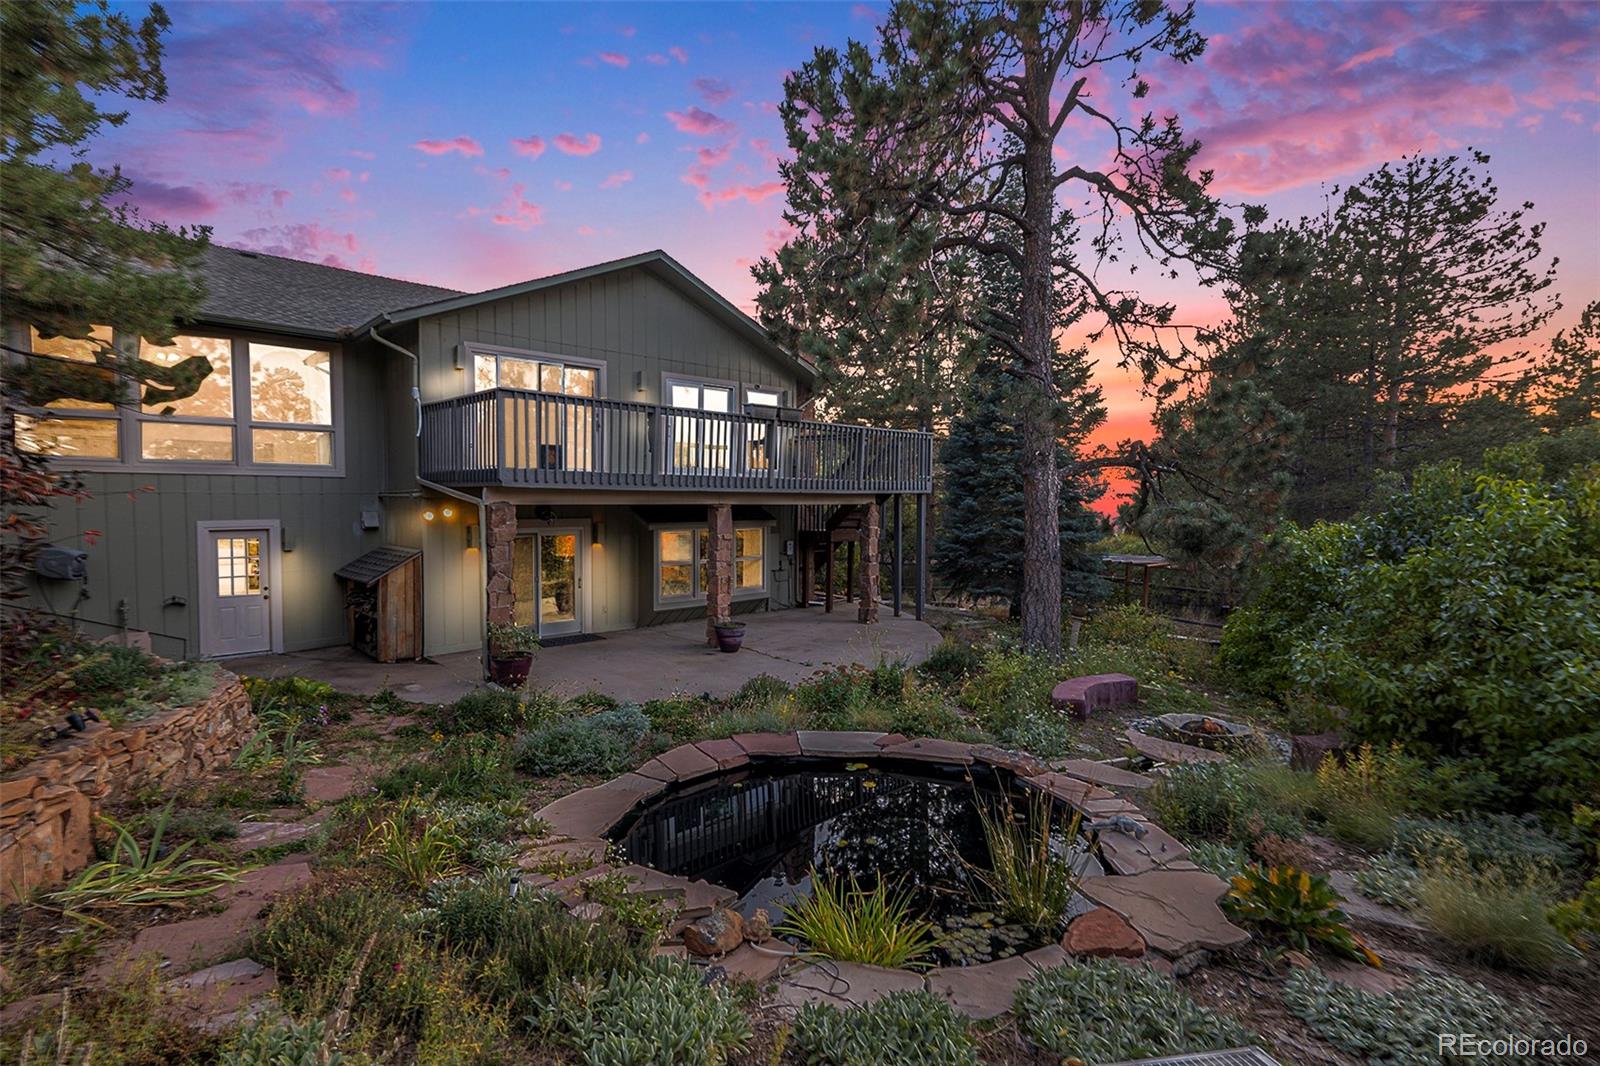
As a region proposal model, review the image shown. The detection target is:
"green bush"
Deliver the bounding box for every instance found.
[1083,603,1170,650]
[917,638,984,688]
[640,694,707,742]
[1188,840,1250,882]
[1014,960,1255,1062]
[1414,860,1579,974]
[794,665,873,729]
[792,989,977,1065]
[956,647,1059,735]
[1390,813,1578,876]
[559,958,751,1066]
[1225,865,1379,965]
[731,673,792,708]
[430,688,527,735]
[512,705,649,777]
[1221,445,1600,814]
[72,644,157,696]
[221,1013,345,1066]
[372,733,520,801]
[1282,968,1558,1066]
[1150,760,1309,847]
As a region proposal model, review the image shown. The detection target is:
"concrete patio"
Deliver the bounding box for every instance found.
[228,609,943,705]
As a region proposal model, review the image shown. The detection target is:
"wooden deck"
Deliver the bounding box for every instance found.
[419,388,933,495]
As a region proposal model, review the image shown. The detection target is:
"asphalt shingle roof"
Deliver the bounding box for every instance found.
[196,245,462,338]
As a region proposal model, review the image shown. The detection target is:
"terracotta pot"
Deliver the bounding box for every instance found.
[713,624,745,653]
[488,653,533,687]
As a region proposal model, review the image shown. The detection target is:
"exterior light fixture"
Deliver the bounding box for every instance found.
[442,506,455,519]
[592,522,604,547]
[466,523,479,549]
[423,509,436,522]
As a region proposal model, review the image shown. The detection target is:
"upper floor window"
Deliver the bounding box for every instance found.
[14,329,339,472]
[473,348,599,398]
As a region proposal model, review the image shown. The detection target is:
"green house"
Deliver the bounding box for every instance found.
[11,248,932,662]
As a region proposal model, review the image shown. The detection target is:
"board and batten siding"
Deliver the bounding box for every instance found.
[410,266,798,413]
[28,342,389,659]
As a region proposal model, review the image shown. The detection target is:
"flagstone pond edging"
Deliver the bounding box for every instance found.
[524,730,1250,1019]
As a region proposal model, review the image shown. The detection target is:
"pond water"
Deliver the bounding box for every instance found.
[611,762,1099,966]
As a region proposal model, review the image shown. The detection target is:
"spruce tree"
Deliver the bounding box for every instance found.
[1528,300,1599,431]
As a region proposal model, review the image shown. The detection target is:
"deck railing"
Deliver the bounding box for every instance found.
[419,388,932,494]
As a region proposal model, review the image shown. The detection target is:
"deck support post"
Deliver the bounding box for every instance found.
[825,541,835,613]
[705,503,734,646]
[892,494,903,617]
[857,499,880,624]
[845,540,855,603]
[915,494,927,621]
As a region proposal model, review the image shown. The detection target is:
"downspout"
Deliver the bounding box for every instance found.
[369,318,492,679]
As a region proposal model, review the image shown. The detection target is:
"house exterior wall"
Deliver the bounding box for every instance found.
[21,333,389,659]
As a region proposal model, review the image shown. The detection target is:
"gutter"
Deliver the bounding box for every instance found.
[368,316,492,680]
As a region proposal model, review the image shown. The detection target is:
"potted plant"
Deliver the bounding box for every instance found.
[486,622,539,686]
[712,618,746,653]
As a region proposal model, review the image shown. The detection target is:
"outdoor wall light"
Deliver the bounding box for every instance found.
[423,509,436,522]
[465,523,479,549]
[592,522,605,547]
[442,506,455,520]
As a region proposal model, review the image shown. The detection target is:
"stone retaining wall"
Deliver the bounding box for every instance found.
[0,670,255,905]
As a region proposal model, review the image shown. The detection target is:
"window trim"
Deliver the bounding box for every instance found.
[9,324,345,477]
[744,385,787,408]
[464,342,608,397]
[650,520,772,611]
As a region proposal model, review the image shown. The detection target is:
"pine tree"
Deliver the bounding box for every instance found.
[1,0,210,599]
[755,0,1236,652]
[1528,300,1600,431]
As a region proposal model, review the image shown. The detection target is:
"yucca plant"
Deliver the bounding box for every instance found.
[1227,864,1382,967]
[777,872,942,969]
[969,789,1083,935]
[50,805,239,913]
[364,813,463,888]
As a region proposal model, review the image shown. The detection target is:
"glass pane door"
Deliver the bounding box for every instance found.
[537,531,581,637]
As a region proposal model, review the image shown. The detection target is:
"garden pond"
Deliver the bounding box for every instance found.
[612,761,1103,966]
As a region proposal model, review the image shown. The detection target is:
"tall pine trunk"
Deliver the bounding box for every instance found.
[1017,15,1062,655]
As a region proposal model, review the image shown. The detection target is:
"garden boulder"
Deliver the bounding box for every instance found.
[1063,907,1146,958]
[683,907,745,957]
[1050,674,1138,719]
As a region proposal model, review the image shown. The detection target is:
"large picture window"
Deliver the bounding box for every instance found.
[654,524,767,605]
[15,326,123,458]
[14,329,339,472]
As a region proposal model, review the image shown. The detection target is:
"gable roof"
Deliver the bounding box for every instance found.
[195,245,462,339]
[360,249,812,380]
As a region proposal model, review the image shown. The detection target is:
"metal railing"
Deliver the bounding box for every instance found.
[420,388,933,494]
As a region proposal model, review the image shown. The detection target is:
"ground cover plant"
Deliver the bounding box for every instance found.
[1225,865,1380,966]
[50,805,239,916]
[558,957,752,1066]
[1013,959,1257,1062]
[792,989,978,1066]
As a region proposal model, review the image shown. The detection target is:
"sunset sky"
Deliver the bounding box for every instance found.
[101,0,1600,477]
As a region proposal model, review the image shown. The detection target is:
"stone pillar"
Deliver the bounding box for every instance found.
[485,501,517,626]
[857,500,880,624]
[705,503,734,645]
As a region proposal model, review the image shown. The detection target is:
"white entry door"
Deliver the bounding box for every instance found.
[199,525,277,657]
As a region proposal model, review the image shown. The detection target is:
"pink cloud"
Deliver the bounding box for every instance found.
[578,224,596,236]
[636,131,651,144]
[850,4,882,20]
[347,149,376,160]
[695,142,735,167]
[694,77,735,105]
[554,179,573,191]
[115,176,220,218]
[668,45,689,64]
[236,222,366,269]
[490,182,543,229]
[618,24,636,38]
[339,188,358,203]
[598,51,630,68]
[645,53,669,65]
[600,170,634,189]
[510,135,546,159]
[685,175,786,211]
[412,136,483,157]
[324,167,352,182]
[553,132,602,156]
[665,106,734,136]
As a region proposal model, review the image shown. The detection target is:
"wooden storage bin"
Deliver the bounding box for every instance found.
[334,546,422,663]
